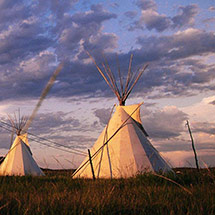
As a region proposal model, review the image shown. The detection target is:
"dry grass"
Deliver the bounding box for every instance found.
[0,168,215,214]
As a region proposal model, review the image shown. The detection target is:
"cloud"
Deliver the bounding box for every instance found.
[140,99,215,168]
[140,10,171,32]
[181,96,215,122]
[163,148,215,168]
[52,27,215,99]
[0,0,213,104]
[0,2,118,101]
[172,5,198,28]
[0,0,30,29]
[94,108,112,126]
[69,4,117,25]
[203,17,215,24]
[131,2,199,32]
[0,110,97,152]
[0,1,213,104]
[34,0,78,19]
[0,116,13,149]
[142,106,188,139]
[29,111,81,134]
[110,2,119,8]
[123,29,213,97]
[0,17,53,65]
[209,6,215,11]
[0,50,59,101]
[136,0,157,11]
[124,11,138,19]
[54,4,117,60]
[149,31,213,60]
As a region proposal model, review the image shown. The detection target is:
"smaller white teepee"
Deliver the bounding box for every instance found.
[0,115,44,176]
[0,64,64,176]
[0,133,44,176]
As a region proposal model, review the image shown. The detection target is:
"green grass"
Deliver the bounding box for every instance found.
[0,168,215,215]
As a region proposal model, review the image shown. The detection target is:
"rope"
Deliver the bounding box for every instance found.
[0,121,87,157]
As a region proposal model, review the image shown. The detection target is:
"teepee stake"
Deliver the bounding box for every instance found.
[88,149,96,180]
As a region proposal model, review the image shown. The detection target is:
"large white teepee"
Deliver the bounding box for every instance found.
[73,104,172,178]
[0,133,44,176]
[73,54,172,178]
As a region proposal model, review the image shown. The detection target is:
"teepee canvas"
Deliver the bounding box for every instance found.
[73,54,172,178]
[0,133,44,176]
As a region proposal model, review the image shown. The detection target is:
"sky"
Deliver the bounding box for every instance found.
[0,0,215,169]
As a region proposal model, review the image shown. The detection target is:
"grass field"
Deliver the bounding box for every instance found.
[0,168,215,215]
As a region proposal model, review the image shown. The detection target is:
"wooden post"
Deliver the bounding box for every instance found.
[186,120,200,171]
[88,149,96,180]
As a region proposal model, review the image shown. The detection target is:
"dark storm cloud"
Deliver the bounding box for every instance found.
[94,108,112,126]
[9,25,213,100]
[141,10,171,32]
[128,29,215,97]
[34,133,96,150]
[28,111,97,150]
[132,1,198,32]
[0,115,13,149]
[0,52,58,101]
[0,20,53,64]
[172,5,198,28]
[0,1,117,101]
[33,0,79,21]
[0,111,96,150]
[49,60,118,99]
[0,0,214,103]
[29,112,81,135]
[71,4,117,24]
[124,11,138,19]
[0,0,30,29]
[157,140,191,152]
[0,132,12,150]
[136,27,215,61]
[141,106,188,139]
[136,0,157,11]
[110,2,119,8]
[190,121,215,135]
[55,4,117,60]
[203,17,215,24]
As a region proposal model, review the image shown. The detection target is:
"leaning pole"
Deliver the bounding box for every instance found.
[186,120,200,171]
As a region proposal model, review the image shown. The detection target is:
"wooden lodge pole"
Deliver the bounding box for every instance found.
[88,149,96,180]
[186,120,200,171]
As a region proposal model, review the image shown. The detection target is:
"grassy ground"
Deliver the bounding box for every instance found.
[0,168,215,215]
